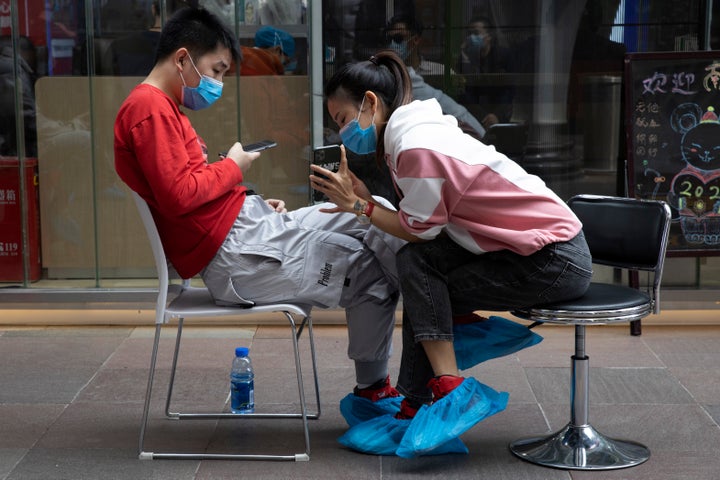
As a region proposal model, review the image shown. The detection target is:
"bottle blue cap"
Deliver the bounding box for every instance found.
[235,347,249,357]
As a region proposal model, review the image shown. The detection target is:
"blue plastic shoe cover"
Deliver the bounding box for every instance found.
[338,414,468,456]
[339,393,403,427]
[453,315,543,370]
[396,377,509,458]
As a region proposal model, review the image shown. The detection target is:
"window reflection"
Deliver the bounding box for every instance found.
[0,0,718,290]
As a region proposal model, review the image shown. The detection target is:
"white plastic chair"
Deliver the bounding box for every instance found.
[131,191,320,461]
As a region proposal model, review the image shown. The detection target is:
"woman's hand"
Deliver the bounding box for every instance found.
[309,145,368,213]
[347,167,372,201]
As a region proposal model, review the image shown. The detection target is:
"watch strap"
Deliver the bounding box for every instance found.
[362,201,375,218]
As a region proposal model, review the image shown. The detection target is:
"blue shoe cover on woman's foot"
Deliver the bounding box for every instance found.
[338,414,468,456]
[453,315,543,370]
[396,378,509,458]
[339,394,403,427]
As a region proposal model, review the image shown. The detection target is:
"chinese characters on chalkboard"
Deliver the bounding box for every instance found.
[626,52,720,255]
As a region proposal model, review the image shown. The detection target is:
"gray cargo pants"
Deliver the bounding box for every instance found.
[202,195,405,386]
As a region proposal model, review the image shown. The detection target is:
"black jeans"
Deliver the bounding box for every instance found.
[395,232,592,405]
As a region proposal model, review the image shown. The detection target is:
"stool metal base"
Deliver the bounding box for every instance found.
[509,423,650,470]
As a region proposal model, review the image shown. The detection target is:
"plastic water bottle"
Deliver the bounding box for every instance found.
[230,347,254,413]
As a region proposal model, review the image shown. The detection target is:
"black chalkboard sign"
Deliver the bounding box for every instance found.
[625,51,720,256]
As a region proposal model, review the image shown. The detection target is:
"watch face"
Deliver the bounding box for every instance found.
[357,214,371,224]
[353,199,363,214]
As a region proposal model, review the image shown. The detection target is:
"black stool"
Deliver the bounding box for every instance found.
[509,194,671,470]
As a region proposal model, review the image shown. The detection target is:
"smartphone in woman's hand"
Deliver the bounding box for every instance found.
[311,144,341,203]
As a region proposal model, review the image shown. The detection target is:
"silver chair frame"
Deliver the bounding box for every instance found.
[509,194,671,470]
[132,192,320,461]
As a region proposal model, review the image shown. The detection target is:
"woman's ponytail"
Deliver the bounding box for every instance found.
[371,50,413,112]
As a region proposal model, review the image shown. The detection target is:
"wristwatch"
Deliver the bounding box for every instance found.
[353,199,375,224]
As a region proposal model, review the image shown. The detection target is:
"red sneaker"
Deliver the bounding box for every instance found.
[452,312,489,325]
[427,375,465,402]
[395,399,420,420]
[353,375,401,402]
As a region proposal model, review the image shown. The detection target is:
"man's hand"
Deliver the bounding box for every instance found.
[265,198,287,213]
[226,142,261,172]
[481,113,499,129]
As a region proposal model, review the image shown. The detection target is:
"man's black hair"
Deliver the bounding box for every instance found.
[154,7,240,64]
[386,13,423,37]
[468,15,494,30]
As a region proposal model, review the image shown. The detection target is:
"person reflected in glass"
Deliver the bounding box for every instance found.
[106,1,162,76]
[0,35,37,157]
[238,26,304,184]
[239,26,296,76]
[384,14,486,140]
[457,15,516,129]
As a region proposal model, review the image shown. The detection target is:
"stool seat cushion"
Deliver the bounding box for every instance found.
[513,283,652,325]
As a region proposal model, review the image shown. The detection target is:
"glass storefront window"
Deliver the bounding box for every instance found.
[0,0,718,301]
[320,0,719,294]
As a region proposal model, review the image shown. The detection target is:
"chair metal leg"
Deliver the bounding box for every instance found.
[299,313,321,419]
[138,312,320,461]
[286,311,312,456]
[165,317,184,418]
[509,325,650,470]
[138,323,163,456]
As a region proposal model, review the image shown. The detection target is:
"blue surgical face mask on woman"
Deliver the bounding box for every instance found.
[339,96,377,155]
[180,55,223,110]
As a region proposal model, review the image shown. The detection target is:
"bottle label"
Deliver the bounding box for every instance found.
[231,379,255,413]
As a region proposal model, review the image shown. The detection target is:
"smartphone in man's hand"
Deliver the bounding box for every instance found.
[218,140,277,158]
[311,144,341,203]
[243,139,277,152]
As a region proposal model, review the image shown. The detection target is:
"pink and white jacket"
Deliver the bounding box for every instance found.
[384,99,582,256]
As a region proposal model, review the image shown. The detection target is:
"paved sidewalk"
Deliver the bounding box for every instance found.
[2,322,720,479]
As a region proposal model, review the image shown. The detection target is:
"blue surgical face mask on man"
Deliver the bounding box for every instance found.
[388,39,410,61]
[284,59,297,73]
[180,55,223,110]
[465,33,486,59]
[339,96,377,155]
[468,34,485,48]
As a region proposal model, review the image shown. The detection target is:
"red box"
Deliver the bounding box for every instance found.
[0,157,41,282]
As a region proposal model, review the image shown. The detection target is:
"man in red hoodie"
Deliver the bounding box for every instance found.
[114,7,405,415]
